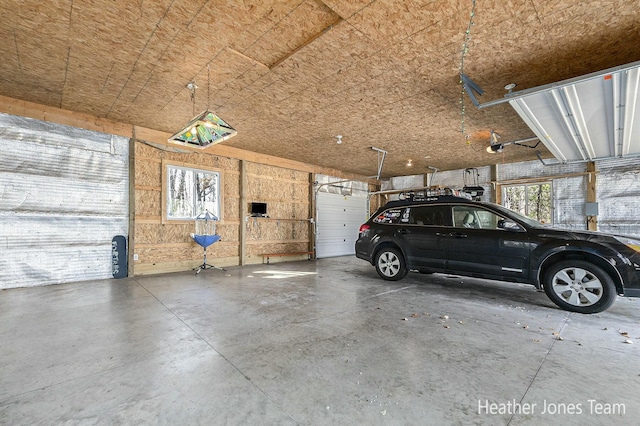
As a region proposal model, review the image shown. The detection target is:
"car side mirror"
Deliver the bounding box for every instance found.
[498,219,522,231]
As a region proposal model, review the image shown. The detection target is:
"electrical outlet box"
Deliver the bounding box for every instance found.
[133,254,139,261]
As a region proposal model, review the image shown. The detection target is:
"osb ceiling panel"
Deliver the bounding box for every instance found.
[1,0,640,178]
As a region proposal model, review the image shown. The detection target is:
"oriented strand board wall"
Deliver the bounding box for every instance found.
[244,162,311,262]
[133,141,312,274]
[134,141,241,274]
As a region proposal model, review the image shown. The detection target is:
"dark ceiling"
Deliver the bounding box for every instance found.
[1,0,639,177]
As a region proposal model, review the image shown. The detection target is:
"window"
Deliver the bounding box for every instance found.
[502,182,552,224]
[373,206,451,226]
[373,208,405,224]
[165,163,221,221]
[452,206,506,230]
[403,205,449,226]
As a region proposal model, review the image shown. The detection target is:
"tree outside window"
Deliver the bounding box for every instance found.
[503,182,552,224]
[167,165,220,220]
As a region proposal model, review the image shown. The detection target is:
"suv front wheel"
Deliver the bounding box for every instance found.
[375,248,408,281]
[543,260,617,314]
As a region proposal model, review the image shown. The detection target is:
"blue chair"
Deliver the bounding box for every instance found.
[191,211,225,274]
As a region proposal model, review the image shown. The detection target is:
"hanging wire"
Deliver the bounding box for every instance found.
[459,0,477,144]
[207,64,211,111]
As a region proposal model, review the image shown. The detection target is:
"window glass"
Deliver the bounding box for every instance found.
[503,182,552,224]
[373,208,405,224]
[405,205,449,226]
[452,206,505,230]
[195,171,219,214]
[167,165,220,220]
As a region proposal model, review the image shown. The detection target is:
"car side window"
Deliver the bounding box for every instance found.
[452,206,505,230]
[404,205,451,226]
[373,208,405,224]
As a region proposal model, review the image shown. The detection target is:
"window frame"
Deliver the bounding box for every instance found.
[161,159,223,224]
[501,181,553,225]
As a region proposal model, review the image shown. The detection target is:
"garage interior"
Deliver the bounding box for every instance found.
[1,0,639,424]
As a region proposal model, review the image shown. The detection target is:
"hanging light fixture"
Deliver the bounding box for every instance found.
[168,65,237,149]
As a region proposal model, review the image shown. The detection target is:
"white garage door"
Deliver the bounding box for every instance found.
[316,192,368,258]
[0,113,129,289]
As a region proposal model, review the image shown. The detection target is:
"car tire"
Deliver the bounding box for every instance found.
[375,248,408,281]
[543,260,617,313]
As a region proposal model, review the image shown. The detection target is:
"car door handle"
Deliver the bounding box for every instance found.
[397,228,411,234]
[436,232,462,237]
[434,232,467,238]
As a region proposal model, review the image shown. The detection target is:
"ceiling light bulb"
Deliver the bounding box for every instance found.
[336,135,343,144]
[407,160,413,167]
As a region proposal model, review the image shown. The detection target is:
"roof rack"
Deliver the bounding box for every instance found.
[381,188,474,209]
[397,187,473,202]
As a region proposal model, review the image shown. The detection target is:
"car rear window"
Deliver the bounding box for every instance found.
[373,208,405,224]
[405,205,449,226]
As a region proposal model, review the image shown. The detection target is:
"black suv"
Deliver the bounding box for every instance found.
[355,190,640,313]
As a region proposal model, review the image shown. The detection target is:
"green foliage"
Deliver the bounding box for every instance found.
[504,183,552,224]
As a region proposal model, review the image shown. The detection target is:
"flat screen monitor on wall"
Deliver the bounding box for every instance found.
[250,202,268,216]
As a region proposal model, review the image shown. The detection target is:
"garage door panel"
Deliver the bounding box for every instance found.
[316,192,368,258]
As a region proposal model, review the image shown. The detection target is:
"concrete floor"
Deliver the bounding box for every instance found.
[1,256,639,425]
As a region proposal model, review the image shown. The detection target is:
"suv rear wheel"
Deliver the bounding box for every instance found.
[375,248,408,281]
[543,260,616,313]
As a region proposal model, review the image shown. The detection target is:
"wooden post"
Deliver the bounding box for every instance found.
[128,138,136,277]
[491,164,500,204]
[239,160,247,265]
[309,173,316,259]
[586,161,597,231]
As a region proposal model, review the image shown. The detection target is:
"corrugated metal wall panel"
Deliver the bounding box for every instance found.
[0,113,129,289]
[552,177,586,229]
[596,157,640,236]
[384,175,425,201]
[498,160,585,181]
[432,166,493,202]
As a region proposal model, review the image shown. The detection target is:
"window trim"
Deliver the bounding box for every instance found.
[161,159,224,224]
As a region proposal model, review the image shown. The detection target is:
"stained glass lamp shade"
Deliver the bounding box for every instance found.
[169,110,237,149]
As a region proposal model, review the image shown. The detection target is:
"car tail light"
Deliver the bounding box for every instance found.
[359,224,370,234]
